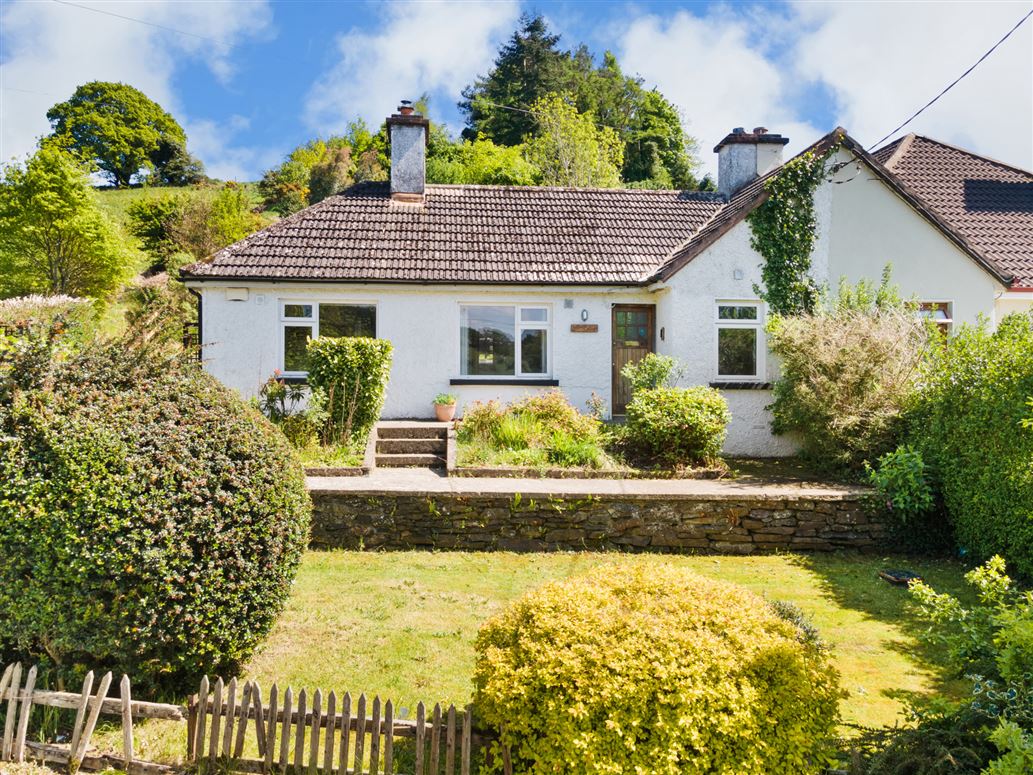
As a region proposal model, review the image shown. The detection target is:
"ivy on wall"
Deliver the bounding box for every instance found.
[747,146,836,316]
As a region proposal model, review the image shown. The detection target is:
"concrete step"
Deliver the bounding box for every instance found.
[377,438,446,455]
[375,453,445,468]
[377,424,448,440]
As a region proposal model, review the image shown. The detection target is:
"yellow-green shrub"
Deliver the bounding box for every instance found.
[474,564,841,774]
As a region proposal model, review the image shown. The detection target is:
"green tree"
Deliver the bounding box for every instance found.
[149,139,206,186]
[0,146,131,298]
[460,14,569,146]
[623,90,699,189]
[126,193,187,266]
[46,81,188,187]
[523,94,623,188]
[428,137,539,185]
[172,183,262,260]
[259,136,357,215]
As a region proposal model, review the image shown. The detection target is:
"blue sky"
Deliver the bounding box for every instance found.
[2,0,1030,180]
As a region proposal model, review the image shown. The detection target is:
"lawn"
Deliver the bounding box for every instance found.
[95,550,970,766]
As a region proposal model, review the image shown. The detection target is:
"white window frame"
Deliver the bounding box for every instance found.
[458,302,552,379]
[918,300,953,335]
[278,300,378,376]
[714,300,765,381]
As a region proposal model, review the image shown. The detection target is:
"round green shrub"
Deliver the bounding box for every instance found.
[474,564,842,774]
[625,385,730,464]
[0,342,311,691]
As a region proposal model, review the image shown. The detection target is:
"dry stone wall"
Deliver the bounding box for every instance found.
[309,490,883,553]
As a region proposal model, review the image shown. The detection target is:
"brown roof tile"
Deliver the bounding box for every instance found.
[182,182,725,285]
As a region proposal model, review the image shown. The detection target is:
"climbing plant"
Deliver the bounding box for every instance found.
[747,146,836,316]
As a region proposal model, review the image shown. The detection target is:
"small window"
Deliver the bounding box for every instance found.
[918,302,952,335]
[460,304,549,377]
[716,302,763,379]
[280,301,377,374]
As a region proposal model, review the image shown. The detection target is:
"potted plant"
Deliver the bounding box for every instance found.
[433,393,458,422]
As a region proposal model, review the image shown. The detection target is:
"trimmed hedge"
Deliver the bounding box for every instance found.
[306,336,393,444]
[474,564,842,774]
[625,386,729,464]
[0,342,311,691]
[908,312,1033,578]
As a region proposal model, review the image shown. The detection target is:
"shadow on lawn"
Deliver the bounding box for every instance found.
[787,551,975,712]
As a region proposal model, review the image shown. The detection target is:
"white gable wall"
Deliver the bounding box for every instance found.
[824,149,1004,325]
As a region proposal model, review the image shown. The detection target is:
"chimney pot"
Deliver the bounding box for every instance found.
[398,100,414,116]
[732,127,745,135]
[753,126,768,135]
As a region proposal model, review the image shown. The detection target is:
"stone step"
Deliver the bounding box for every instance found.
[377,438,446,455]
[377,424,448,440]
[375,453,445,468]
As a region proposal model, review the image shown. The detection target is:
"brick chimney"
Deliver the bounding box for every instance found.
[714,126,789,198]
[387,100,429,203]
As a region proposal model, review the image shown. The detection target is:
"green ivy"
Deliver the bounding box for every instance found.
[747,147,835,316]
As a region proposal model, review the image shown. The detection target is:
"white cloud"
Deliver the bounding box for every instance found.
[0,0,273,177]
[619,2,1033,175]
[793,1,1033,169]
[305,0,520,134]
[184,115,282,182]
[618,8,822,176]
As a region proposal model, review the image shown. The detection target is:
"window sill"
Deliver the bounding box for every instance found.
[280,375,308,385]
[710,381,772,390]
[450,378,559,387]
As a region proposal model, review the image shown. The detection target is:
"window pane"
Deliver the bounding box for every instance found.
[461,306,515,375]
[718,327,757,376]
[521,329,547,374]
[520,307,548,323]
[718,305,758,320]
[284,325,312,371]
[284,304,313,319]
[320,304,376,338]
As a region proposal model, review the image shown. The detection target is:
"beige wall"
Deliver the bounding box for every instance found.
[996,294,1033,323]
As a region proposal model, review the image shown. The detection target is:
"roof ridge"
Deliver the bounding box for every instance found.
[907,134,1033,177]
[880,133,916,171]
[422,182,724,197]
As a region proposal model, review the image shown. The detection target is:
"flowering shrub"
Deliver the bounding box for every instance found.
[474,564,842,774]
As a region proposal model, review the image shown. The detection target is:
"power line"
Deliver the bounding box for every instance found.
[49,0,222,44]
[868,8,1033,150]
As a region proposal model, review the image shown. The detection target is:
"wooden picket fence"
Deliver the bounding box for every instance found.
[0,662,183,775]
[0,663,495,775]
[187,676,486,775]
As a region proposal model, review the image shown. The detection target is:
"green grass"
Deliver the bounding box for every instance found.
[94,550,972,765]
[294,440,366,468]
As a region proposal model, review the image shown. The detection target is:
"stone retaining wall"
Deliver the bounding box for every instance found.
[309,490,883,553]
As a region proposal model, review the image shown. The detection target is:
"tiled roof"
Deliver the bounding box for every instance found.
[183,182,725,285]
[873,135,1033,287]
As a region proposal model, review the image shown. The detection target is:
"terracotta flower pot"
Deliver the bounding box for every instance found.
[435,403,456,422]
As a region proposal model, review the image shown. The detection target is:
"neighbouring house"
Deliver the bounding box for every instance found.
[181,103,1033,456]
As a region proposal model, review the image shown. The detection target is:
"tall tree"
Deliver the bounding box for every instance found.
[461,19,703,189]
[46,82,188,187]
[0,146,131,298]
[460,14,569,145]
[523,94,623,188]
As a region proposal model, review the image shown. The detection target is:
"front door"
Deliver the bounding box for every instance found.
[612,305,655,414]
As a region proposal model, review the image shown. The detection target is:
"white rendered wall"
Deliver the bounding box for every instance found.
[196,282,653,420]
[824,149,1004,325]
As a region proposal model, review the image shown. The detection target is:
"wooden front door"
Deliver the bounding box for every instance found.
[612,305,655,414]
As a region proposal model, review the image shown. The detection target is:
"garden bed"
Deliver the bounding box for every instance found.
[300,432,375,476]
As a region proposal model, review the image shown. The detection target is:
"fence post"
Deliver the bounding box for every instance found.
[120,674,134,769]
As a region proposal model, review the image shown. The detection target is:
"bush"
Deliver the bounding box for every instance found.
[306,336,393,445]
[865,445,949,552]
[0,341,311,691]
[625,386,729,464]
[474,564,841,774]
[620,352,683,392]
[907,312,1033,577]
[766,272,929,473]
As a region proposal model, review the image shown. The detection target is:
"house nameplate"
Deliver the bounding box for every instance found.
[570,323,599,333]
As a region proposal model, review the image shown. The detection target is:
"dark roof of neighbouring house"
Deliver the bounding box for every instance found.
[182,183,725,285]
[182,131,1032,288]
[872,134,1033,287]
